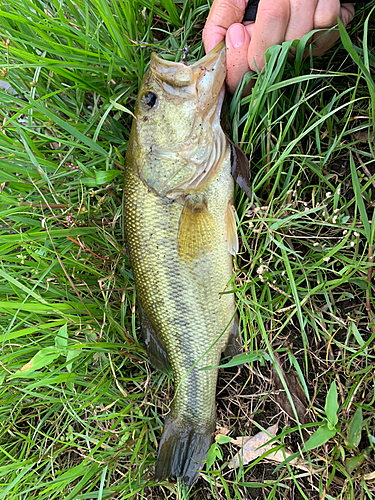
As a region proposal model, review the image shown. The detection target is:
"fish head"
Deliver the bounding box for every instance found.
[129,42,228,199]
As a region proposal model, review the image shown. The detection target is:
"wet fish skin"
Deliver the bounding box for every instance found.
[123,43,239,485]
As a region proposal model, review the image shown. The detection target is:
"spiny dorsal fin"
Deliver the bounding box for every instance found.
[177,198,217,263]
[226,203,239,256]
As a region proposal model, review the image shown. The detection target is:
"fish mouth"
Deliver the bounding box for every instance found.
[189,41,226,97]
[150,42,226,99]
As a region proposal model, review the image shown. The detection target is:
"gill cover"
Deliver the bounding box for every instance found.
[137,43,228,200]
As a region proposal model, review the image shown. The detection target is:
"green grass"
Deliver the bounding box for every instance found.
[0,1,375,498]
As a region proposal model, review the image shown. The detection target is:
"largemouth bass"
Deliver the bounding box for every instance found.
[123,42,249,485]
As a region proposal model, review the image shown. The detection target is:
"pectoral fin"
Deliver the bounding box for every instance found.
[230,142,252,199]
[226,203,239,256]
[177,198,217,263]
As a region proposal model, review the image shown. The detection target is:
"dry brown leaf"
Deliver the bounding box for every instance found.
[230,435,252,447]
[230,431,322,475]
[228,423,278,469]
[215,426,230,437]
[272,353,310,437]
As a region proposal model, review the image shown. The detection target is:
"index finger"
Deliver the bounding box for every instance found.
[203,0,248,53]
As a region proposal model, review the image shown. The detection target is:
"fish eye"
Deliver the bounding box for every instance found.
[142,91,158,108]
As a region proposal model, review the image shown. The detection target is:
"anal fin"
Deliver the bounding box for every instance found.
[139,304,171,374]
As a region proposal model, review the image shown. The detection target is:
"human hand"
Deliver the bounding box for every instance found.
[202,0,355,94]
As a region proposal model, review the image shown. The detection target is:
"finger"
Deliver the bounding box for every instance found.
[339,3,355,26]
[312,0,355,56]
[311,0,341,55]
[284,0,317,41]
[203,0,248,53]
[314,0,341,28]
[247,0,290,72]
[226,23,252,94]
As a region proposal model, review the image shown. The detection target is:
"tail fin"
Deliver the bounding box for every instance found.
[155,414,215,486]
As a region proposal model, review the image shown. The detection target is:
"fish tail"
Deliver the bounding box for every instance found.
[155,413,215,486]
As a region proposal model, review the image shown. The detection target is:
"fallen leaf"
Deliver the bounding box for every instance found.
[230,435,252,447]
[230,432,332,476]
[216,426,230,437]
[272,354,310,436]
[229,423,278,469]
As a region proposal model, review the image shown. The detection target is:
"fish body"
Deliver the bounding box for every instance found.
[123,43,239,485]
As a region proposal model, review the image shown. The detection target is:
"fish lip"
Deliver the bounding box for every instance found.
[190,42,226,94]
[189,41,226,73]
[150,42,226,91]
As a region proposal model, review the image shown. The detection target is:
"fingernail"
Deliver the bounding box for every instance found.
[227,24,246,49]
